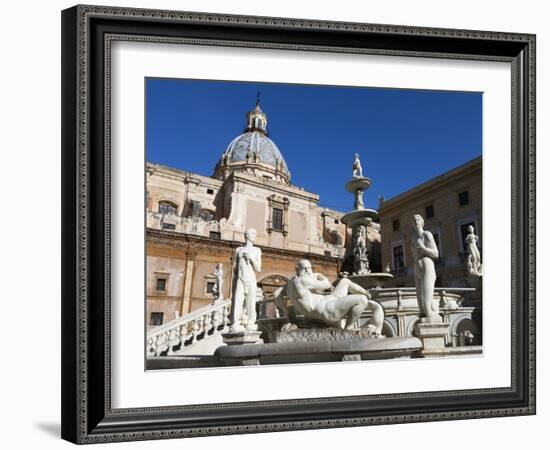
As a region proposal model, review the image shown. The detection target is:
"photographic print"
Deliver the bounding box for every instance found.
[145,79,483,369]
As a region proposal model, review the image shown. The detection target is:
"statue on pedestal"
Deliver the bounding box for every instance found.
[274,260,384,335]
[212,263,224,302]
[229,228,262,332]
[465,225,482,276]
[410,214,440,322]
[352,153,363,178]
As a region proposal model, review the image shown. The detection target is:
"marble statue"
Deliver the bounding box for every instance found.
[356,224,366,247]
[354,244,369,275]
[353,226,369,275]
[384,264,391,273]
[274,260,384,335]
[229,228,262,332]
[212,263,224,302]
[410,214,440,322]
[352,153,363,178]
[465,225,482,276]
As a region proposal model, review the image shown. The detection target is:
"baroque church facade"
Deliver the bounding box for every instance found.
[146,100,381,326]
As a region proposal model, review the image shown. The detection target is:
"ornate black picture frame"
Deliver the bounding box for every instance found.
[61,4,536,444]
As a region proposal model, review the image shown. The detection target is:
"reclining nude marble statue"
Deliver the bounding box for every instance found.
[410,214,440,322]
[274,260,384,335]
[229,228,261,332]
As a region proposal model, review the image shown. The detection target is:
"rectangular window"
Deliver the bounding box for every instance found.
[150,312,164,326]
[209,231,221,239]
[162,222,176,230]
[392,219,400,232]
[155,278,167,291]
[392,245,404,269]
[272,207,283,232]
[206,188,214,195]
[458,190,470,206]
[426,205,434,219]
[334,219,340,224]
[206,281,215,294]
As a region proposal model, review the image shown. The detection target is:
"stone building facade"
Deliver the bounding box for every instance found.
[146,100,381,326]
[378,156,482,289]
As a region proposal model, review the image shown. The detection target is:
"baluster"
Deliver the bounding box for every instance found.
[191,319,201,342]
[155,332,169,356]
[146,337,155,357]
[211,309,220,331]
[167,328,180,355]
[203,312,212,336]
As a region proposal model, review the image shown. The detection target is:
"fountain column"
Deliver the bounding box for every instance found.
[341,153,393,288]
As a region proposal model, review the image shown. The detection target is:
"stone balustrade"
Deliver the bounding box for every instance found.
[147,299,231,357]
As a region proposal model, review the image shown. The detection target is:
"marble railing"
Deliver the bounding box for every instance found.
[147,299,231,357]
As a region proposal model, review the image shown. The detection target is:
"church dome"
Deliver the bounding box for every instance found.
[214,95,291,184]
[223,131,289,174]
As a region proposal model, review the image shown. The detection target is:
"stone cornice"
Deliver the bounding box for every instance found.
[231,171,319,203]
[147,229,342,264]
[147,161,224,187]
[379,156,482,215]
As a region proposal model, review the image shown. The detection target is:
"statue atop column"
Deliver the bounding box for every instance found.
[274,260,384,336]
[465,225,482,276]
[212,263,224,302]
[352,153,363,178]
[229,228,262,332]
[410,214,440,322]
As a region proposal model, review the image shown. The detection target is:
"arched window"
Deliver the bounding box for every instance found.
[158,201,178,216]
[199,209,215,221]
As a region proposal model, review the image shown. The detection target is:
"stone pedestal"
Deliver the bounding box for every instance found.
[414,319,450,357]
[222,330,263,346]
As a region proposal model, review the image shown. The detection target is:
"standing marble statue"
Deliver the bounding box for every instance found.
[353,225,369,275]
[465,225,482,276]
[229,228,262,332]
[352,153,363,178]
[274,260,384,335]
[212,263,224,302]
[410,214,440,322]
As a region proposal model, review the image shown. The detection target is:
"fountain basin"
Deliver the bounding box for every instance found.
[215,336,423,366]
[345,177,372,193]
[341,208,379,227]
[348,273,394,289]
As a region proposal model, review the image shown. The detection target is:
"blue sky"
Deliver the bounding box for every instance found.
[146,78,482,212]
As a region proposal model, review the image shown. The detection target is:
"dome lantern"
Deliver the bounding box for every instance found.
[213,95,291,184]
[245,92,268,134]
